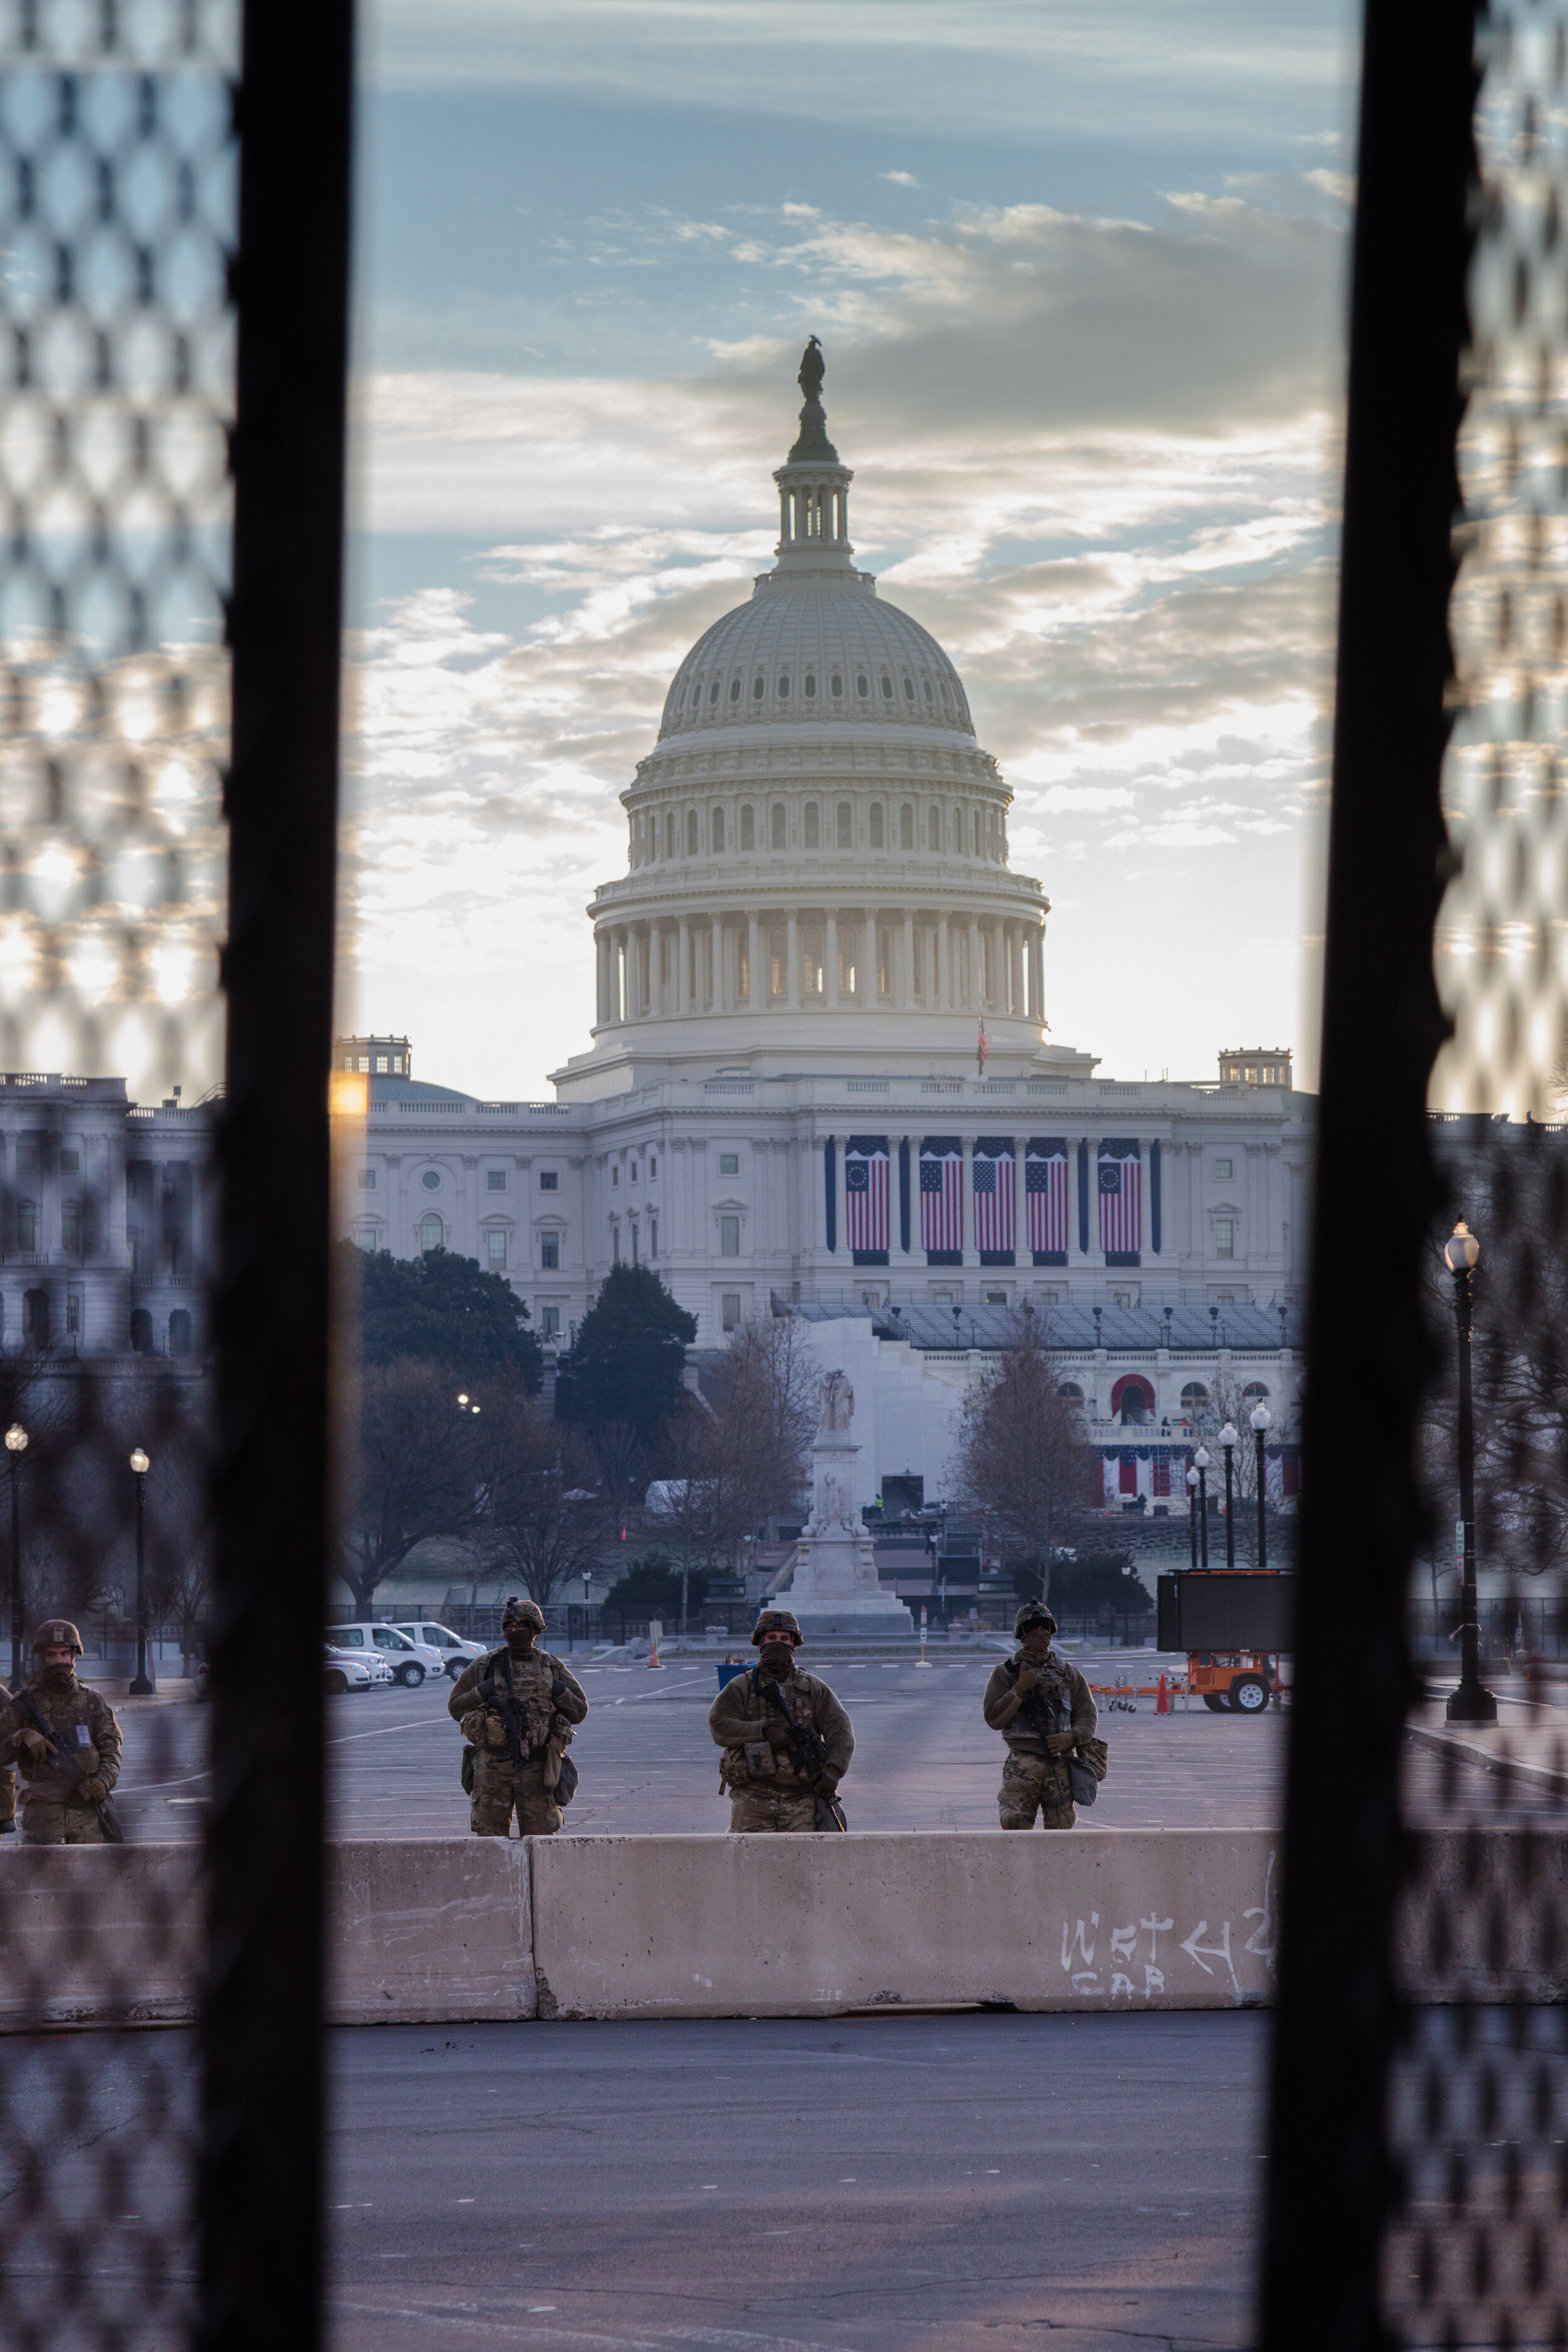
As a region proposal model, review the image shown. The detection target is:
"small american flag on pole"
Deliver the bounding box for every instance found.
[919,1137,962,1256]
[1098,1138,1142,1262]
[972,1138,1014,1255]
[844,1136,889,1254]
[1025,1138,1069,1259]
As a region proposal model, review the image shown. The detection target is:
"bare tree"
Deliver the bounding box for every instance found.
[1200,1370,1295,1569]
[480,1402,607,1611]
[949,1303,1096,1597]
[339,1357,491,1614]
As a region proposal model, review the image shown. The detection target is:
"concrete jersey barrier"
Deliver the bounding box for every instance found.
[1,1827,1562,2027]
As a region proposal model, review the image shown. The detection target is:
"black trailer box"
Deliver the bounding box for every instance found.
[1157,1571,1295,1654]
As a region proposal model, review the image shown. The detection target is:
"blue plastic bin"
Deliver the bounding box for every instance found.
[715,1661,750,1690]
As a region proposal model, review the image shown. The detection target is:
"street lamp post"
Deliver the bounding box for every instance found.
[1186,1465,1199,1569]
[1444,1221,1496,1724]
[1219,1422,1238,1569]
[129,1447,154,1695]
[1251,1401,1271,1569]
[6,1422,26,1687]
[1194,1446,1210,1570]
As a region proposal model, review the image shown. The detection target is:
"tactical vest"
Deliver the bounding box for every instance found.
[484,1648,565,1761]
[733,1668,826,1784]
[1002,1650,1076,1751]
[15,1680,110,1787]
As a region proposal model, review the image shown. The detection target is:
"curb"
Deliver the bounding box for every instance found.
[1405,1721,1568,1799]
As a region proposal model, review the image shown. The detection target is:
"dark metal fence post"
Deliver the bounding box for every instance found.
[199,0,356,2339]
[1258,2,1479,2345]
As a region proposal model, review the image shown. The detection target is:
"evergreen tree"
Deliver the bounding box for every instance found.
[561,1265,696,1439]
[336,1240,543,1391]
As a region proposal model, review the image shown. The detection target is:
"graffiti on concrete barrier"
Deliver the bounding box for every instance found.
[1056,1858,1276,2003]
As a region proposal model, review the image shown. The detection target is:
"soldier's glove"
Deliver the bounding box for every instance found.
[483,1717,510,1751]
[18,1728,49,1762]
[1044,1731,1077,1756]
[459,1711,487,1744]
[811,1776,839,1798]
[77,1777,109,1804]
[1014,1667,1041,1695]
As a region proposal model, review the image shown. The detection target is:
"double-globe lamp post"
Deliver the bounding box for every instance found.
[1219,1422,1239,1568]
[1251,1399,1271,1569]
[1444,1220,1496,1725]
[1194,1446,1210,1570]
[1187,1465,1200,1568]
[129,1446,154,1696]
[6,1422,26,1687]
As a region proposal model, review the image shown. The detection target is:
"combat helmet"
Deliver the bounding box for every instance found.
[501,1595,545,1634]
[32,1618,84,1656]
[752,1609,802,1646]
[1014,1600,1057,1639]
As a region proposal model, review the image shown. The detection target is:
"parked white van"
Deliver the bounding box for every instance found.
[326,1623,445,1688]
[391,1622,487,1680]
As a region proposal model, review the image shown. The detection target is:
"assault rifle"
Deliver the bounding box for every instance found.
[761,1674,835,1788]
[475,1650,580,1806]
[10,1689,123,1842]
[1008,1658,1068,1745]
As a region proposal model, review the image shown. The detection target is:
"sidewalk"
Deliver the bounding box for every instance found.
[1408,1686,1568,1798]
[75,1674,201,1710]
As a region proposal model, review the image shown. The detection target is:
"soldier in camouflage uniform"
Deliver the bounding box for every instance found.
[448,1596,588,1837]
[0,1621,122,1845]
[982,1600,1098,1830]
[708,1609,854,1832]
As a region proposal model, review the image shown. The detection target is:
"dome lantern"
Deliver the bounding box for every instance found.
[773,336,856,576]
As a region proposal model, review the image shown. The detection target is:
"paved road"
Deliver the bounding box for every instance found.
[329,2011,1272,2352]
[109,1655,1293,1841]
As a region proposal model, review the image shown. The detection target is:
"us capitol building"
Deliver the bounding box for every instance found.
[330,347,1312,1511]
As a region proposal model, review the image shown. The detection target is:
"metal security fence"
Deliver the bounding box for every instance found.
[1262,6,1568,2351]
[0,0,351,2341]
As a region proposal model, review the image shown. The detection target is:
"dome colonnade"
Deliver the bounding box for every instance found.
[575,339,1050,1083]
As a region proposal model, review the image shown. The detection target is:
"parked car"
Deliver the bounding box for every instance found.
[391,1621,487,1680]
[325,1645,377,1696]
[325,1623,445,1687]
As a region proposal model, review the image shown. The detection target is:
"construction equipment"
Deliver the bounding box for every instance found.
[1156,1569,1294,1715]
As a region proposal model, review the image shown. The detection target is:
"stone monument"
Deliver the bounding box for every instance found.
[773,1370,915,1638]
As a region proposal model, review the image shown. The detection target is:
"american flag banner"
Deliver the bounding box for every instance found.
[845,1135,890,1258]
[1025,1137,1069,1261]
[920,1136,963,1258]
[1098,1138,1142,1263]
[972,1136,1015,1258]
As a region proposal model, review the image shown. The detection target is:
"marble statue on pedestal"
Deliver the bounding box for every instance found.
[773,1367,914,1638]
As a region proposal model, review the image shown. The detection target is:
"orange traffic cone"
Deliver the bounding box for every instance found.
[1156,1673,1170,1715]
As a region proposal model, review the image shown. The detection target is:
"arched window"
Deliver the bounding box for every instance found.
[837,921,859,998]
[1058,1382,1085,1406]
[804,803,820,848]
[712,806,726,852]
[1180,1382,1210,1419]
[686,808,698,856]
[419,1212,443,1253]
[869,803,884,848]
[951,808,963,854]
[836,801,852,849]
[169,1308,193,1357]
[708,679,719,705]
[778,670,790,699]
[923,678,933,704]
[903,675,915,702]
[928,805,941,851]
[857,673,869,699]
[973,808,982,856]
[753,674,765,701]
[881,674,894,700]
[740,805,755,850]
[1111,1373,1155,1425]
[803,925,825,997]
[831,673,844,699]
[804,672,817,699]
[729,676,741,702]
[771,802,787,850]
[769,926,787,996]
[1242,1382,1271,1402]
[900,803,914,850]
[691,676,702,708]
[130,1306,152,1355]
[665,812,675,857]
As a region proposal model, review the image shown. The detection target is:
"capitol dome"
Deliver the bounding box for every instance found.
[558,341,1070,1097]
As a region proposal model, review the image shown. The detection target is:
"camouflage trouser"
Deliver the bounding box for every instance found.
[470,1755,562,1838]
[21,1794,107,1845]
[728,1784,817,1833]
[999,1750,1076,1831]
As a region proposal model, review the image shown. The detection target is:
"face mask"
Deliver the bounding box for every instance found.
[505,1629,534,1655]
[41,1661,74,1688]
[758,1641,794,1673]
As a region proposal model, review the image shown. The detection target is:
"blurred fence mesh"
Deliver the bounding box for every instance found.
[0,0,232,2342]
[1387,6,1568,2347]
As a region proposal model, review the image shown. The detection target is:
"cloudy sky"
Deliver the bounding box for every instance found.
[339,0,1359,1099]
